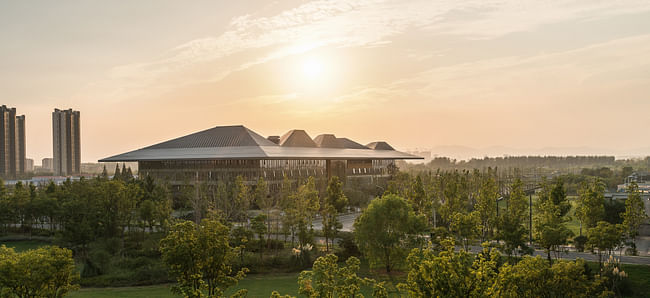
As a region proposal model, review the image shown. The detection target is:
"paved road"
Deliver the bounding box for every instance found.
[312,212,650,265]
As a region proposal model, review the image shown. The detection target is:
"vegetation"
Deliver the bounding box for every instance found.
[0,245,79,297]
[1,160,649,297]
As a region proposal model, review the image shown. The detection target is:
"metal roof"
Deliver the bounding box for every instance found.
[99,125,422,162]
[366,141,395,150]
[279,130,317,147]
[314,134,344,148]
[337,138,368,149]
[143,125,277,149]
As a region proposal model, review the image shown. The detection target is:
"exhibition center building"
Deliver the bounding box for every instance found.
[100,125,421,186]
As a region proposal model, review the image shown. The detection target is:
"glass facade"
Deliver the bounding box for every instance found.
[139,158,394,185]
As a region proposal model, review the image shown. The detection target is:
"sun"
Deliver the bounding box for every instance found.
[301,57,324,79]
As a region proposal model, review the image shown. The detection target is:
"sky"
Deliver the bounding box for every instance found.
[2,0,650,163]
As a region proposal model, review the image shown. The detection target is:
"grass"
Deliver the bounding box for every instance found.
[0,240,50,252]
[69,273,301,298]
[68,285,176,298]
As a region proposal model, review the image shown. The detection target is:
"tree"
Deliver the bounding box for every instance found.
[232,176,251,222]
[408,175,429,216]
[354,194,427,272]
[0,245,80,297]
[534,178,573,262]
[476,170,498,241]
[321,177,347,251]
[621,181,648,255]
[254,177,273,243]
[298,254,380,298]
[320,204,342,252]
[488,256,598,298]
[587,221,623,269]
[100,165,109,180]
[290,177,320,250]
[398,239,500,298]
[449,211,480,250]
[325,176,348,213]
[576,179,606,235]
[497,179,530,260]
[251,214,267,261]
[112,164,121,180]
[160,219,248,298]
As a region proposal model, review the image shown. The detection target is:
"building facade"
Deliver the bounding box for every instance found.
[0,105,26,178]
[101,125,420,189]
[52,108,81,176]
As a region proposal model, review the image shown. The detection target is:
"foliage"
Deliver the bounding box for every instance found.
[449,211,480,250]
[534,177,573,262]
[621,181,648,255]
[497,178,530,259]
[475,169,498,241]
[298,254,371,298]
[398,240,505,298]
[576,179,606,234]
[354,194,427,272]
[159,220,248,298]
[489,256,599,298]
[0,245,80,297]
[586,221,623,268]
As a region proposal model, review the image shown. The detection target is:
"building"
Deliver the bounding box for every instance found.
[52,108,81,176]
[100,125,421,189]
[41,158,54,172]
[25,158,34,172]
[0,105,26,178]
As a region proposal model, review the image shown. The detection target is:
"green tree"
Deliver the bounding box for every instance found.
[398,239,500,298]
[298,254,376,298]
[449,211,480,250]
[160,220,248,298]
[488,256,598,298]
[254,177,273,242]
[325,176,348,213]
[587,221,623,269]
[621,181,648,255]
[320,204,341,252]
[0,245,80,298]
[251,214,267,261]
[354,194,427,272]
[232,176,251,223]
[497,179,530,260]
[534,178,573,262]
[476,170,498,241]
[290,177,320,250]
[576,179,606,235]
[113,164,121,181]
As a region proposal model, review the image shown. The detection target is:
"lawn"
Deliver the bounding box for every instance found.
[0,240,50,252]
[69,273,301,298]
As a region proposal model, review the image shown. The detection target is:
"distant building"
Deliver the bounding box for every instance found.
[52,108,81,176]
[42,158,54,171]
[100,125,421,189]
[0,105,26,178]
[25,158,34,172]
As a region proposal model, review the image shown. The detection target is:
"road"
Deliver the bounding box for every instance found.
[312,212,650,265]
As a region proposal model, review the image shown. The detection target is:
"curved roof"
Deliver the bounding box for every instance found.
[143,125,277,149]
[314,134,344,148]
[337,138,368,149]
[365,141,395,150]
[279,130,317,147]
[99,125,422,162]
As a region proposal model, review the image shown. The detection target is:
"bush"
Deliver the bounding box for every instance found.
[573,235,587,252]
[334,231,360,260]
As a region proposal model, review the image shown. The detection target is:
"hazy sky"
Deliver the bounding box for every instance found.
[2,0,650,163]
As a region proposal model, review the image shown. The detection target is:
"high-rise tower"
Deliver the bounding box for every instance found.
[0,105,26,179]
[53,108,80,176]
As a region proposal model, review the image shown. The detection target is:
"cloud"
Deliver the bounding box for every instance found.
[101,0,650,101]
